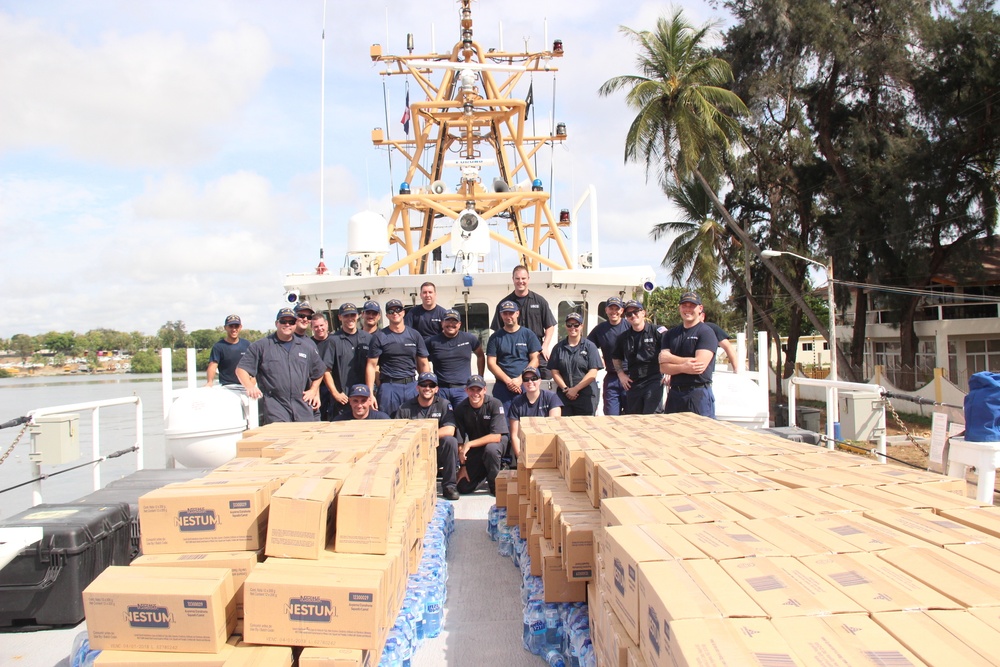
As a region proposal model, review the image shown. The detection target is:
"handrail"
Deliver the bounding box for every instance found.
[788,376,887,463]
[27,396,143,505]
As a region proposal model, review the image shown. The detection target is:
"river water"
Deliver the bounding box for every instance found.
[0,374,182,520]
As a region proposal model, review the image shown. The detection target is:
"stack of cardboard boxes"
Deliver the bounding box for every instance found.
[82,419,439,667]
[510,413,1000,667]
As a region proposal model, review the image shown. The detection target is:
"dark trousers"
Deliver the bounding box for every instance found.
[456,438,507,495]
[438,386,468,411]
[438,435,459,492]
[376,381,417,417]
[625,376,664,415]
[557,388,599,417]
[602,376,627,416]
[665,385,715,418]
[491,383,518,414]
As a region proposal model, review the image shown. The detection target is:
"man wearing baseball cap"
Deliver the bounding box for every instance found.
[236,307,326,423]
[361,300,381,334]
[612,300,668,414]
[394,372,460,500]
[332,384,390,420]
[588,296,630,415]
[425,308,486,409]
[326,302,372,419]
[486,299,541,412]
[293,301,315,337]
[366,298,430,417]
[659,291,718,418]
[490,265,557,378]
[453,374,509,496]
[206,314,250,387]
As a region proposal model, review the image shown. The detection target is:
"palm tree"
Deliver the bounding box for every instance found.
[599,9,838,361]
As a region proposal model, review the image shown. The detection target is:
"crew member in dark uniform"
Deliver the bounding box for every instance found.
[395,372,460,500]
[612,300,667,415]
[587,296,629,415]
[206,314,250,387]
[506,366,562,461]
[660,292,718,418]
[486,300,541,412]
[404,282,449,340]
[236,307,325,423]
[453,375,509,496]
[366,298,430,417]
[490,265,557,378]
[549,312,603,416]
[327,303,372,419]
[332,384,391,420]
[425,308,485,408]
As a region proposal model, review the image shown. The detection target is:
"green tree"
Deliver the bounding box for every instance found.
[599,9,838,375]
[129,350,160,374]
[189,328,222,350]
[157,321,190,349]
[43,331,77,354]
[10,333,36,364]
[241,329,268,343]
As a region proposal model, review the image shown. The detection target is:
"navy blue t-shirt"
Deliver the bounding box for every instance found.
[426,331,481,385]
[486,327,542,378]
[404,305,449,340]
[368,327,429,381]
[661,322,718,387]
[208,338,250,385]
[507,389,563,421]
[587,320,629,371]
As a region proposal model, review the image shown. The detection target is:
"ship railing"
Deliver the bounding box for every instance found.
[26,396,144,506]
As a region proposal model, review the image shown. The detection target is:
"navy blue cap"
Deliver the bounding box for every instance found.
[623,300,643,312]
[521,366,540,380]
[276,307,296,321]
[565,312,583,324]
[499,300,519,313]
[465,375,487,389]
[386,299,404,311]
[605,297,623,308]
[362,300,381,313]
[679,291,702,306]
[294,300,314,315]
[339,302,358,316]
[348,384,371,398]
[417,372,438,386]
[224,314,241,326]
[443,309,461,321]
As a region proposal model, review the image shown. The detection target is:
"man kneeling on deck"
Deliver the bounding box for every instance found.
[394,372,460,501]
[332,384,391,421]
[453,375,510,496]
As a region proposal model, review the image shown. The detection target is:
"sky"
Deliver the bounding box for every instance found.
[0,0,724,339]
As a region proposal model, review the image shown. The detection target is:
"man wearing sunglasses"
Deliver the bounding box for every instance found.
[236,307,326,424]
[587,297,629,415]
[506,366,562,461]
[612,300,668,415]
[205,314,249,387]
[453,374,509,496]
[366,298,430,417]
[659,292,718,418]
[425,308,486,409]
[486,300,542,413]
[332,384,390,421]
[293,301,315,337]
[394,372,460,501]
[326,303,372,420]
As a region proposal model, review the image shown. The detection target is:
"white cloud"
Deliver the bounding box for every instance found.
[0,14,274,167]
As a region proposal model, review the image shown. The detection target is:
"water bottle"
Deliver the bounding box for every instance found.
[498,521,512,558]
[404,592,425,642]
[544,603,562,651]
[379,637,401,667]
[392,624,412,667]
[522,600,534,651]
[544,648,567,667]
[488,505,499,540]
[70,631,99,667]
[423,582,444,638]
[528,601,546,655]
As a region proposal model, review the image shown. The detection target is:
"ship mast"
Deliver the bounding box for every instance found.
[370,0,571,276]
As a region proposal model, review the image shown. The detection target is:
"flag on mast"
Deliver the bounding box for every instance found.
[525,82,534,117]
[400,90,411,135]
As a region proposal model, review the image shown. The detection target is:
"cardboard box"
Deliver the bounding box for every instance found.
[495,469,515,506]
[673,521,788,560]
[604,524,705,643]
[84,566,235,653]
[798,552,960,613]
[656,495,745,524]
[765,487,865,514]
[505,481,519,526]
[521,425,559,468]
[876,545,1000,608]
[819,485,916,511]
[335,464,397,555]
[652,617,806,667]
[540,538,586,603]
[937,506,1000,539]
[601,497,679,528]
[879,482,983,510]
[224,643,294,667]
[610,475,683,499]
[265,477,341,559]
[711,490,806,520]
[560,511,602,581]
[299,647,371,667]
[872,610,1000,667]
[719,556,866,618]
[242,565,385,650]
[771,614,927,666]
[95,640,237,666]
[779,513,923,552]
[638,559,766,667]
[708,471,783,493]
[131,551,259,619]
[738,517,857,557]
[528,520,544,577]
[863,508,997,547]
[945,541,1000,574]
[139,482,272,554]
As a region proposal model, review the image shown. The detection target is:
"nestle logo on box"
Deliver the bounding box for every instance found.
[125,604,173,628]
[183,599,207,609]
[349,592,373,603]
[176,508,219,531]
[229,500,250,510]
[285,596,336,622]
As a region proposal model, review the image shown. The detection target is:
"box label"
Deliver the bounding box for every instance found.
[286,596,337,622]
[176,508,220,532]
[125,604,174,628]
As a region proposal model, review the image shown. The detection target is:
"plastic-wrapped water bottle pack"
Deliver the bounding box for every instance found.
[490,504,595,667]
[378,501,455,667]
